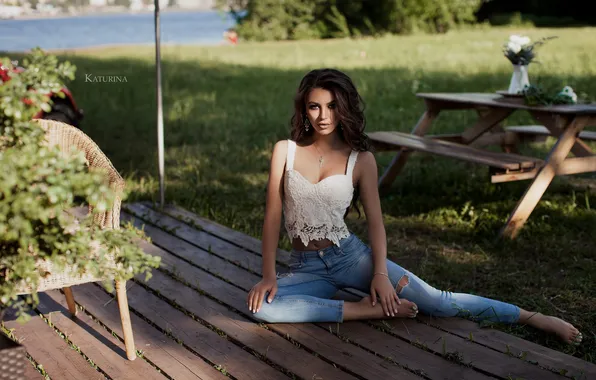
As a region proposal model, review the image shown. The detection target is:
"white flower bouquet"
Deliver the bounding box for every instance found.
[523,85,579,106]
[503,35,557,66]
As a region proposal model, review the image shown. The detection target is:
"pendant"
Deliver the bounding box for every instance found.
[318,156,324,167]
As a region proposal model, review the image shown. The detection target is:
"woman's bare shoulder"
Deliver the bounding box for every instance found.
[272,139,289,154]
[355,150,375,166]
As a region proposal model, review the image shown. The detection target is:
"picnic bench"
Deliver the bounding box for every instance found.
[369,93,596,239]
[2,202,595,380]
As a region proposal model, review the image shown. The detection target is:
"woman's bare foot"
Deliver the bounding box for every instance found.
[343,296,418,321]
[520,310,582,345]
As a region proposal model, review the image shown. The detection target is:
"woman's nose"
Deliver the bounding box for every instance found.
[320,107,328,120]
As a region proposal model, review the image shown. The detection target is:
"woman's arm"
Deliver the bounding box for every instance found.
[356,151,400,316]
[356,151,388,274]
[248,140,287,313]
[260,140,288,278]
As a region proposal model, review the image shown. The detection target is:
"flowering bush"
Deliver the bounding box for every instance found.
[503,35,557,65]
[0,48,160,322]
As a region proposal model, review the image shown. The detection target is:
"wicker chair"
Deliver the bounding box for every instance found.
[13,119,136,361]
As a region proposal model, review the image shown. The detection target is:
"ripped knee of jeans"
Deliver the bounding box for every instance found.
[395,274,409,294]
[277,272,294,279]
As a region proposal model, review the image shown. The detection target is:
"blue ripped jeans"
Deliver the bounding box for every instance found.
[254,233,520,324]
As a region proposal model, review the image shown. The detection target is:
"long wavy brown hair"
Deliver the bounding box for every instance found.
[289,68,372,218]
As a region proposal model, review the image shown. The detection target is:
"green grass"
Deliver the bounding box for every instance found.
[6,26,596,363]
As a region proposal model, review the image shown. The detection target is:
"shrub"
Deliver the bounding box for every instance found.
[216,0,483,41]
[0,48,160,321]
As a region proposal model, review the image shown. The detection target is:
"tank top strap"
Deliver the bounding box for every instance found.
[286,140,296,170]
[346,150,359,176]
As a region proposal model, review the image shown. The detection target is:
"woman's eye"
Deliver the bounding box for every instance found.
[309,105,318,110]
[329,104,336,109]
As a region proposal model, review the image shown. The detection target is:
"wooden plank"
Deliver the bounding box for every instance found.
[70,284,231,380]
[372,131,540,165]
[428,132,521,150]
[147,242,557,380]
[506,125,596,141]
[122,219,261,290]
[491,170,540,183]
[124,203,290,267]
[138,269,361,380]
[416,93,596,115]
[121,211,285,276]
[22,361,44,380]
[328,322,491,380]
[341,287,592,380]
[427,133,465,143]
[131,202,289,262]
[377,109,439,189]
[73,283,283,380]
[137,204,596,379]
[135,228,483,379]
[419,316,596,380]
[423,130,539,165]
[2,311,104,380]
[133,238,422,379]
[35,290,169,380]
[369,131,542,170]
[128,213,360,314]
[366,318,567,380]
[261,319,422,380]
[491,156,596,183]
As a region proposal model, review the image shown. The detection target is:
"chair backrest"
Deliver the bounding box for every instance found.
[34,119,125,229]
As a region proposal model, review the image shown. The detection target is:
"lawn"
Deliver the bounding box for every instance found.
[7,25,596,363]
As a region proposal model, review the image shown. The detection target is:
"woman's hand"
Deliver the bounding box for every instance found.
[370,273,400,317]
[248,276,278,313]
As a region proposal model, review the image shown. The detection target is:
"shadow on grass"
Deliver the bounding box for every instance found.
[4,48,595,254]
[3,50,595,362]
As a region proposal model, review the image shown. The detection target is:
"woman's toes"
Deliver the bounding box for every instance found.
[567,324,581,344]
[571,332,582,345]
[399,300,418,318]
[410,304,419,318]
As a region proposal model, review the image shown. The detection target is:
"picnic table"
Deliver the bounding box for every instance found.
[369,92,596,239]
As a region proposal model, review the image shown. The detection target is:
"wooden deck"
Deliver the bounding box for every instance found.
[2,202,596,380]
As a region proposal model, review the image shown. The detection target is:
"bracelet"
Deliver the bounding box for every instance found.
[373,272,389,279]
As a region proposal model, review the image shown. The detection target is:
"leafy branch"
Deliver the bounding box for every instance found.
[1,48,160,322]
[522,85,578,106]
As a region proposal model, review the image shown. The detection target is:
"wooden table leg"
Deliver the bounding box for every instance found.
[378,109,439,190]
[500,116,590,239]
[473,107,519,153]
[461,107,513,143]
[531,112,594,157]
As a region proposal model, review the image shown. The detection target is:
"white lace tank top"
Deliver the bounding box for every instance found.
[283,139,359,246]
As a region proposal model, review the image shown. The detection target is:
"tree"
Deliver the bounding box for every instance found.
[476,0,596,26]
[216,0,484,41]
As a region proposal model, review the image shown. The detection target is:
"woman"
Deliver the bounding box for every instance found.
[247,68,582,345]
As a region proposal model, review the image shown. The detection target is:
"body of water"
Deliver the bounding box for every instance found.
[1,10,236,52]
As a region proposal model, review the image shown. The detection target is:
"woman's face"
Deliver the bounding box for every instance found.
[306,88,338,136]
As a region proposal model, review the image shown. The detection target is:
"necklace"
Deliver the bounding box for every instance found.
[312,144,324,168]
[313,143,325,168]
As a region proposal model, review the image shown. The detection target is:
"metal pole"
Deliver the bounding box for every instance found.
[154,0,165,208]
